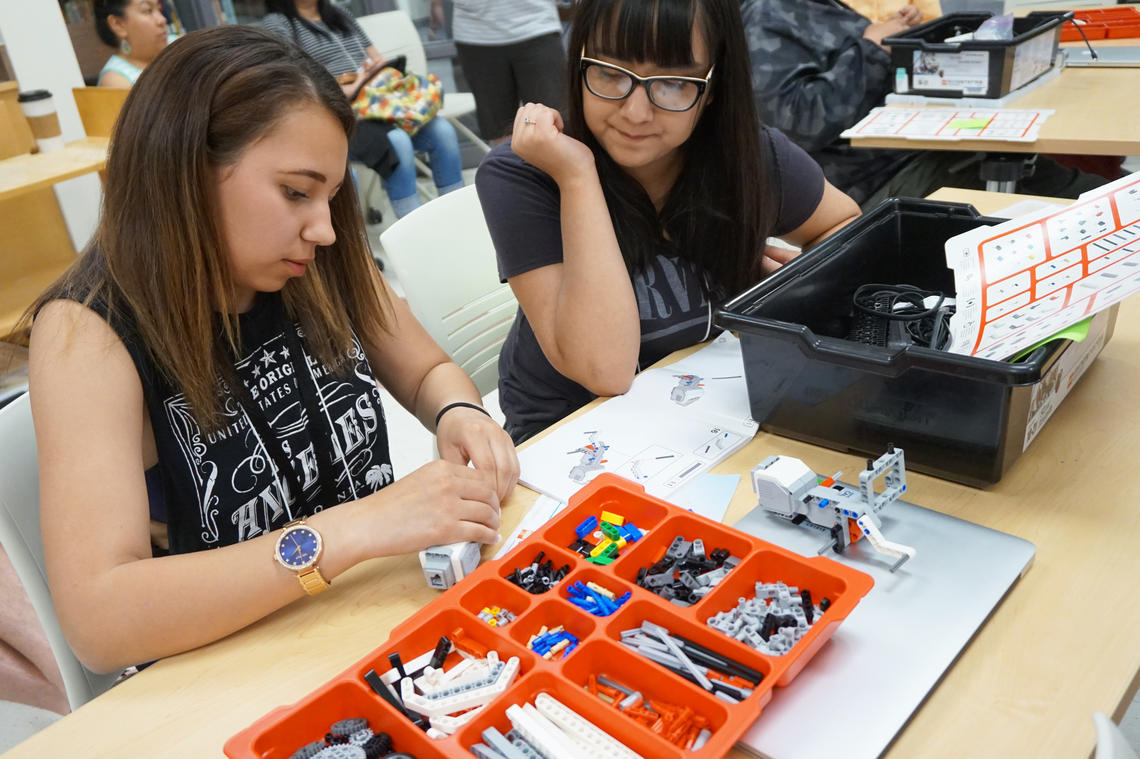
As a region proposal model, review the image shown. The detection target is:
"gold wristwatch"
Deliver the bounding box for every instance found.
[273,520,330,595]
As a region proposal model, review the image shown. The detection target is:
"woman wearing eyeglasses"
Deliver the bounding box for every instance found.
[475,0,862,445]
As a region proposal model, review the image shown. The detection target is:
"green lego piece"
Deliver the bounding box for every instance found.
[600,522,622,541]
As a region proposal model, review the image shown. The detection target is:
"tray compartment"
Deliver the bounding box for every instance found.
[509,597,597,659]
[496,541,578,595]
[538,486,669,558]
[613,513,755,607]
[459,576,534,627]
[603,598,775,698]
[560,638,736,756]
[559,565,638,617]
[457,669,684,758]
[225,680,447,759]
[351,607,536,703]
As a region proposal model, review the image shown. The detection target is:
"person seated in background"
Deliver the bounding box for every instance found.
[475,0,861,445]
[431,0,568,144]
[26,25,516,675]
[95,0,170,87]
[742,0,1108,207]
[264,0,464,219]
[845,0,941,23]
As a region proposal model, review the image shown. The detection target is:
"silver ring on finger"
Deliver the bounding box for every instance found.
[523,117,536,125]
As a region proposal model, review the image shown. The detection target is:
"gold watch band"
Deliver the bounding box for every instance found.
[297,566,330,595]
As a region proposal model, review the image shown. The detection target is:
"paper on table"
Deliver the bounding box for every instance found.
[494,494,566,559]
[664,473,741,523]
[516,333,757,503]
[946,117,992,130]
[945,171,1140,360]
[840,107,1052,142]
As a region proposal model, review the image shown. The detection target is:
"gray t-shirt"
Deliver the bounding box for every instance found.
[476,128,825,443]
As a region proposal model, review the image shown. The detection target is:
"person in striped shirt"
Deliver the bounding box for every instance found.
[265,0,465,219]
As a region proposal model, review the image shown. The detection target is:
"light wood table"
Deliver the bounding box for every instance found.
[4,188,1139,758]
[0,136,108,203]
[850,38,1140,156]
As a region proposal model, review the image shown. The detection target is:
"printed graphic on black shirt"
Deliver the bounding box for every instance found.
[162,326,390,547]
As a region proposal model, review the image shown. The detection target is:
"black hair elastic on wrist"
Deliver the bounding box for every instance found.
[435,401,492,428]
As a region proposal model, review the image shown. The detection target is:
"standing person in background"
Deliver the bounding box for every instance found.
[264,0,465,219]
[95,0,170,87]
[432,0,568,144]
[743,0,1107,207]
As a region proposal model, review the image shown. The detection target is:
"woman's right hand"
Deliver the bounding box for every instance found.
[366,459,501,554]
[510,103,596,186]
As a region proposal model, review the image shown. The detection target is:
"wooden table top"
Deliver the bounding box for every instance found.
[0,137,108,203]
[850,37,1140,155]
[4,189,1138,759]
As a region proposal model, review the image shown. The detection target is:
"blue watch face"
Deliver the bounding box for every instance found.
[277,526,320,568]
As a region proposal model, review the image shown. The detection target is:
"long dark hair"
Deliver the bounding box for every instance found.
[566,0,774,297]
[94,0,130,47]
[264,0,354,36]
[28,26,389,430]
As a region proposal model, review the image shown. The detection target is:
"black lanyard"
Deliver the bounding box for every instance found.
[224,299,344,516]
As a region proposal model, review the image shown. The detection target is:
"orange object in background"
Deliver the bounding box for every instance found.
[1061,6,1140,42]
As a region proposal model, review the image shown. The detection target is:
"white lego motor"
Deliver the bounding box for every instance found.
[751,455,817,517]
[419,541,482,590]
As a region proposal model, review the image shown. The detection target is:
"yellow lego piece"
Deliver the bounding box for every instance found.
[589,538,613,557]
[600,510,625,526]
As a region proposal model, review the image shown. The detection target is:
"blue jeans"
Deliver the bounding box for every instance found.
[384,117,464,218]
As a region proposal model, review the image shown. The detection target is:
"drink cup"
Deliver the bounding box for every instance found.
[18,89,65,153]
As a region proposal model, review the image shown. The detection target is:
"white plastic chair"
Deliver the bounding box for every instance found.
[1095,712,1140,759]
[355,10,492,159]
[379,185,516,397]
[0,392,119,710]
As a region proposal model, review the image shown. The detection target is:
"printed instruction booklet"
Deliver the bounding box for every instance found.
[516,333,757,503]
[945,171,1140,360]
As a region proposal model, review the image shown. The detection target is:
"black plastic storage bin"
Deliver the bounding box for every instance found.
[716,199,1117,488]
[884,12,1065,99]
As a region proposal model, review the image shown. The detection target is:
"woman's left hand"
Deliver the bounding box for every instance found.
[436,407,520,502]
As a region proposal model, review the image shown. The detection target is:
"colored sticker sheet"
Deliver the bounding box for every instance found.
[945,172,1140,360]
[516,333,757,503]
[840,106,1053,142]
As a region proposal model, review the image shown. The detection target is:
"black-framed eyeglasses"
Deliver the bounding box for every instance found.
[579,47,714,112]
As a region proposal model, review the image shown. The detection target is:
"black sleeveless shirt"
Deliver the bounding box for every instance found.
[90,292,393,554]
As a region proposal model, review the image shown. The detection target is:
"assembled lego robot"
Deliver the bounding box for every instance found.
[751,446,916,572]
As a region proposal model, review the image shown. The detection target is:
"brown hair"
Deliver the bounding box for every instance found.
[28,25,390,429]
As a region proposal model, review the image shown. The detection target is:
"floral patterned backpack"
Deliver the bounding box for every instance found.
[351,65,444,136]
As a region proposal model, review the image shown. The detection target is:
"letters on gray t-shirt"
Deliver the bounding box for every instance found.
[475,128,824,443]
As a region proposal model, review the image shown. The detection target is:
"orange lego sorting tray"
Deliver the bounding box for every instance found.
[224,474,874,758]
[1061,6,1140,41]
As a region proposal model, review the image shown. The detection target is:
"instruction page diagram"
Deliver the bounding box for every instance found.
[840,107,1052,142]
[517,333,758,503]
[945,172,1140,360]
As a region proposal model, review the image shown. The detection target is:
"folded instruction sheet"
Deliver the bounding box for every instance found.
[946,171,1140,360]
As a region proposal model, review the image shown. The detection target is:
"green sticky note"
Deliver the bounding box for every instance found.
[948,117,992,130]
[1010,317,1092,362]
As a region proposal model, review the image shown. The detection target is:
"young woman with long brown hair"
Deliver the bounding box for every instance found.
[26,25,517,674]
